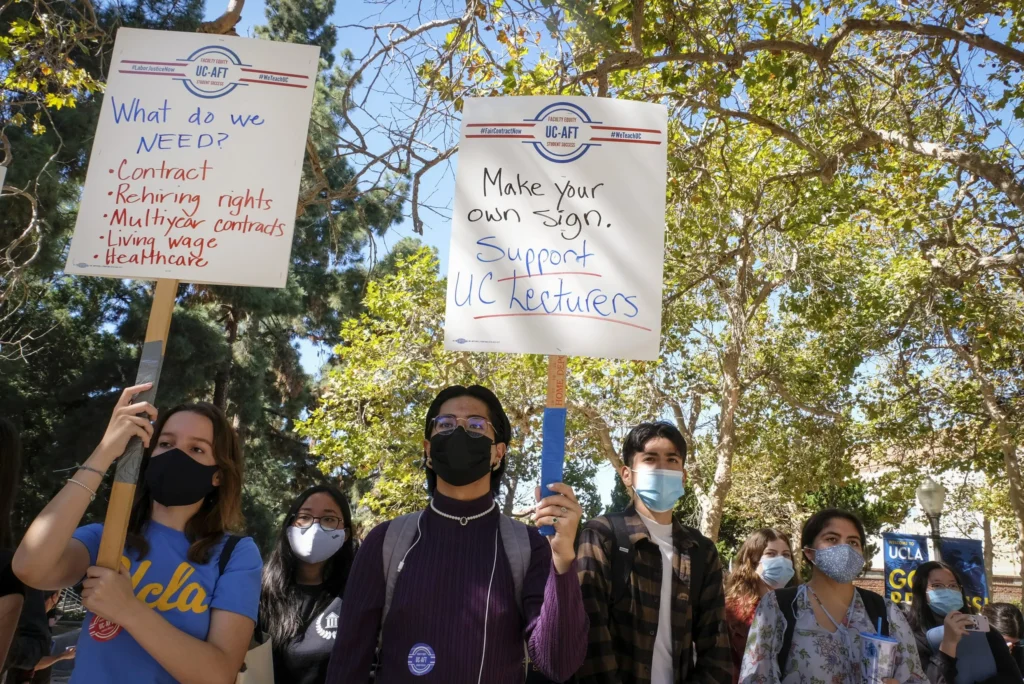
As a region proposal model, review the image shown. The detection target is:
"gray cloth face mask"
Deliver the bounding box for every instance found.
[805,544,865,584]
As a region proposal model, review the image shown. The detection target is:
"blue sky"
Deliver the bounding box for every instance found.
[210,1,460,372]
[212,0,456,269]
[208,1,622,504]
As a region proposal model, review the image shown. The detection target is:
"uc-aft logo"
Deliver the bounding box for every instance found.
[116,45,310,99]
[464,101,663,163]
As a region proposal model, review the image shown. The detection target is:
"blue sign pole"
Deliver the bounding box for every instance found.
[539,355,567,537]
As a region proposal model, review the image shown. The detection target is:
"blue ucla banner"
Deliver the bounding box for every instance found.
[940,538,990,611]
[883,533,929,604]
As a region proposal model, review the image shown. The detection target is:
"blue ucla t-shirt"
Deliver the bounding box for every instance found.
[70,521,263,684]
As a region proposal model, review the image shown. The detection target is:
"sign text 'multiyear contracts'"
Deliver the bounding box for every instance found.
[64,28,319,287]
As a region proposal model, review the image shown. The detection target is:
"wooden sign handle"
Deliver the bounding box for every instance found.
[539,355,567,536]
[96,278,177,570]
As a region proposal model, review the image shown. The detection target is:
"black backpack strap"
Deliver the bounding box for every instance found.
[857,588,890,636]
[774,586,800,677]
[773,587,890,676]
[608,513,636,605]
[684,527,708,622]
[219,535,243,576]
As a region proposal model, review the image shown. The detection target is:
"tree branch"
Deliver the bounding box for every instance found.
[770,376,844,420]
[868,128,1024,212]
[704,103,825,162]
[843,18,1024,69]
[574,403,623,470]
[198,0,245,35]
[0,132,11,169]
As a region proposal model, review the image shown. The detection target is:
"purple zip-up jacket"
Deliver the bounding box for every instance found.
[326,492,588,683]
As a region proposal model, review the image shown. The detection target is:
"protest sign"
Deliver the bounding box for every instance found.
[57,28,319,635]
[883,533,929,604]
[940,538,990,610]
[64,28,319,288]
[443,96,668,361]
[443,96,668,534]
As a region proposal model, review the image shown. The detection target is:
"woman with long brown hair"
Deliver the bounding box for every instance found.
[12,385,262,684]
[724,528,795,683]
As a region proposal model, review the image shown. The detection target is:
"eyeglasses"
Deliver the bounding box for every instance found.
[927,582,961,591]
[430,414,493,438]
[293,514,341,532]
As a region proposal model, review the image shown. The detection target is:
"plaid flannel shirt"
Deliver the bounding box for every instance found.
[575,507,733,684]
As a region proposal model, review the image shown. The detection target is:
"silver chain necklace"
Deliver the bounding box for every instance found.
[429,499,495,526]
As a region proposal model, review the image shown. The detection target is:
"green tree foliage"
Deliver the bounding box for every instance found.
[1,0,105,134]
[0,0,408,552]
[299,248,607,524]
[608,476,630,513]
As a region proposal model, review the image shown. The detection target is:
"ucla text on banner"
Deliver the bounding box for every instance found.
[883,533,929,604]
[443,97,668,361]
[64,28,319,288]
[940,538,989,610]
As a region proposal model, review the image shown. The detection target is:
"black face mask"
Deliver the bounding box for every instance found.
[145,448,219,507]
[429,428,494,487]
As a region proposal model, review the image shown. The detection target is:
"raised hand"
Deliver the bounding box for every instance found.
[92,383,158,469]
[81,565,141,628]
[940,610,973,657]
[532,483,583,575]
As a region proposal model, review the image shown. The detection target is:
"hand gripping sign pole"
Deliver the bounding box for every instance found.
[95,279,177,572]
[63,26,319,639]
[443,96,668,532]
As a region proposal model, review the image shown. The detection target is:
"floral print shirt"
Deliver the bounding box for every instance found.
[738,585,926,684]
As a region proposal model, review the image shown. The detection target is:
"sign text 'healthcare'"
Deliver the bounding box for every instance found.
[64,29,319,288]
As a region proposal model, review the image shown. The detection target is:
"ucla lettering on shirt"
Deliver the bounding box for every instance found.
[68,521,262,684]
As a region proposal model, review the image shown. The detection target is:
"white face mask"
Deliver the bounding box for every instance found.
[287,525,346,564]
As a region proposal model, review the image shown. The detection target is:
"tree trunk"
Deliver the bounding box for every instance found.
[983,516,994,588]
[973,375,1024,602]
[942,321,1024,602]
[579,405,624,470]
[1019,544,1024,605]
[699,343,740,541]
[212,307,239,411]
[503,474,518,516]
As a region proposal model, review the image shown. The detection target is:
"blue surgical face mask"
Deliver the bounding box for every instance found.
[927,588,964,615]
[806,544,865,584]
[632,468,685,513]
[758,556,795,589]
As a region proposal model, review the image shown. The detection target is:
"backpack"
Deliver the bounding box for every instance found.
[774,586,889,676]
[380,511,532,624]
[376,511,541,682]
[219,535,242,576]
[596,512,709,612]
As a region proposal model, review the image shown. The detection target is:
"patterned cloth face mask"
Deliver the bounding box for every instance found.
[805,544,865,584]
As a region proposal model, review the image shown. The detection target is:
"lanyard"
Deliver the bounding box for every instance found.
[808,587,847,631]
[808,587,862,679]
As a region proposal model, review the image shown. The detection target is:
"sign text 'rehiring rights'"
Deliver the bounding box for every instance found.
[64,28,319,288]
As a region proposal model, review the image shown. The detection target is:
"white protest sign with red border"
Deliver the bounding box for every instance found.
[64,28,319,288]
[443,96,668,361]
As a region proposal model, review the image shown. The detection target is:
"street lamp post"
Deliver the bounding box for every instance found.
[917,476,947,562]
